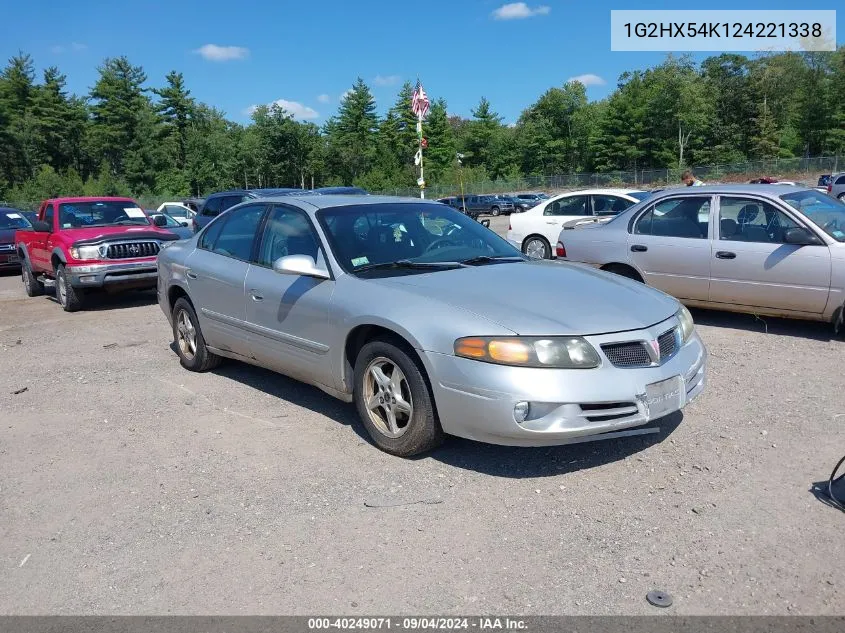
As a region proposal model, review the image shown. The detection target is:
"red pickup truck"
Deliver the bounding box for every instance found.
[15,196,178,312]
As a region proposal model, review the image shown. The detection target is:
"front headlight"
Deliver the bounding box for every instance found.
[69,245,102,260]
[454,336,600,369]
[677,306,695,343]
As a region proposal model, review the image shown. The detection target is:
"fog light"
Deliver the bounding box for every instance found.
[514,401,530,423]
[79,275,97,283]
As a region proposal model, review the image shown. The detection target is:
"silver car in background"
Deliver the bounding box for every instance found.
[157,196,707,456]
[556,184,845,330]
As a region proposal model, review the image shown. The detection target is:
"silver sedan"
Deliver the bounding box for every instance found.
[556,184,845,330]
[157,195,707,456]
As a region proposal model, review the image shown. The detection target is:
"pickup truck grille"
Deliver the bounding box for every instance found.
[105,241,160,259]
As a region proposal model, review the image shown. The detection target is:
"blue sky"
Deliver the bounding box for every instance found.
[1,1,842,125]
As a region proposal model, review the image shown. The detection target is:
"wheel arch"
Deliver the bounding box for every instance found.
[50,248,67,271]
[342,322,428,395]
[167,282,192,315]
[600,262,645,282]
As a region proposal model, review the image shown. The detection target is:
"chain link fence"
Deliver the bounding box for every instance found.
[380,155,842,199]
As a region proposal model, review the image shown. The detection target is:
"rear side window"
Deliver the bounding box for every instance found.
[221,195,247,211]
[202,197,222,217]
[210,204,266,261]
[836,175,845,185]
[635,197,710,239]
[544,196,588,217]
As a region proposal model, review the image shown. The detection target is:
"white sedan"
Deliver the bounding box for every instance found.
[507,189,650,259]
[156,202,196,224]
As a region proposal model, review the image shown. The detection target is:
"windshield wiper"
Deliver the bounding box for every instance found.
[355,259,465,273]
[112,220,149,225]
[459,255,525,266]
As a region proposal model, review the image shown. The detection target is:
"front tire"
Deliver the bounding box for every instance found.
[55,264,84,312]
[523,236,551,259]
[172,297,222,371]
[353,339,444,456]
[21,258,44,297]
[490,206,500,216]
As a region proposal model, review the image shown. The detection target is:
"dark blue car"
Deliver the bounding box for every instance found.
[192,188,312,232]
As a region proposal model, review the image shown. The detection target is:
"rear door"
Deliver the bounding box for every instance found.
[627,195,713,301]
[185,203,268,355]
[243,204,336,387]
[708,195,831,313]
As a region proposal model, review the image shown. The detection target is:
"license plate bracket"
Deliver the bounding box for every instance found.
[643,375,684,420]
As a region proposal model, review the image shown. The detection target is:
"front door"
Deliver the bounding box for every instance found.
[539,194,590,243]
[626,195,713,302]
[30,202,54,270]
[709,195,831,313]
[244,204,335,388]
[185,203,267,356]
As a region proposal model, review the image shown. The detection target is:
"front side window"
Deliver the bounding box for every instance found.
[835,175,845,185]
[202,197,222,217]
[43,205,54,228]
[57,201,149,229]
[719,197,800,243]
[781,190,845,242]
[635,197,710,239]
[209,204,266,261]
[317,203,522,276]
[255,206,323,268]
[544,196,588,217]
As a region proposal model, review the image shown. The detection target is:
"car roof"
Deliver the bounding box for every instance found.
[647,183,814,198]
[46,196,137,204]
[250,194,436,210]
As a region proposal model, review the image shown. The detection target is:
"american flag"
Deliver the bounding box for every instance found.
[411,80,430,119]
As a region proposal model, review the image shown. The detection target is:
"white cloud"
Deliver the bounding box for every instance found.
[317,93,330,103]
[492,3,550,20]
[193,44,249,62]
[245,99,319,120]
[566,73,607,87]
[340,89,353,101]
[374,74,401,86]
[50,42,87,54]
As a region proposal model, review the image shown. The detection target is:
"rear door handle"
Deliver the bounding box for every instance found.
[186,269,198,279]
[715,251,736,260]
[630,244,647,252]
[545,221,559,225]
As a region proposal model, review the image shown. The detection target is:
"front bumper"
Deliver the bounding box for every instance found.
[66,260,158,289]
[0,251,20,268]
[423,320,707,447]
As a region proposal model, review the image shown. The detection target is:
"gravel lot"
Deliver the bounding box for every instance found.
[1,216,843,615]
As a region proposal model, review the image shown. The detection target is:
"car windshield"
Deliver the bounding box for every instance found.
[58,201,150,228]
[780,190,845,242]
[0,210,32,229]
[628,191,652,202]
[318,203,524,276]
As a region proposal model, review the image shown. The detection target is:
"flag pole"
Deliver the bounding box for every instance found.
[418,112,425,199]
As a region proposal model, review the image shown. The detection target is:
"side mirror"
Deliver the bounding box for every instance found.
[784,227,822,246]
[32,220,51,233]
[180,221,189,227]
[272,254,330,280]
[152,215,167,227]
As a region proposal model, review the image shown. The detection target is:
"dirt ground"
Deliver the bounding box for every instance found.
[1,222,843,614]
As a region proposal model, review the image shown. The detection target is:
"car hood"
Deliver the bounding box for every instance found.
[0,228,17,245]
[56,225,174,243]
[370,261,678,336]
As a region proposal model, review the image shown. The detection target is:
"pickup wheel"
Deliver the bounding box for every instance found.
[55,264,84,312]
[21,258,45,297]
[172,297,222,372]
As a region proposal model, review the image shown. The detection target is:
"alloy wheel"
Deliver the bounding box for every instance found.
[57,272,66,306]
[363,357,414,438]
[525,239,548,259]
[176,309,197,360]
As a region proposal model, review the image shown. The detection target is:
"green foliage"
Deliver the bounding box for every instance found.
[1,48,844,204]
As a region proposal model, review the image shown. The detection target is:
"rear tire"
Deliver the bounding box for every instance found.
[523,236,551,259]
[172,297,222,371]
[55,264,84,312]
[353,339,444,457]
[21,258,44,297]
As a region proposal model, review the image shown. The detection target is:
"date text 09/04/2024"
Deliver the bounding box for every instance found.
[307,618,527,630]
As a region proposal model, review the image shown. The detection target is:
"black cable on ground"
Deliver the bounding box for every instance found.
[827,454,845,512]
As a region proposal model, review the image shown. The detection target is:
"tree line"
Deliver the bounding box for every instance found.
[0,49,843,205]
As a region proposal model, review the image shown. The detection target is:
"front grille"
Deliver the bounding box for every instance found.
[658,328,677,358]
[0,243,14,252]
[105,241,160,259]
[601,342,650,367]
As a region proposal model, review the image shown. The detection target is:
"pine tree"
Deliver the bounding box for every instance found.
[462,97,503,168]
[331,78,379,183]
[424,98,456,184]
[154,71,194,170]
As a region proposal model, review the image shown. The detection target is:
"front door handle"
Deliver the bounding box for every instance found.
[186,269,198,279]
[630,244,648,252]
[250,290,264,302]
[715,251,736,260]
[545,221,558,225]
